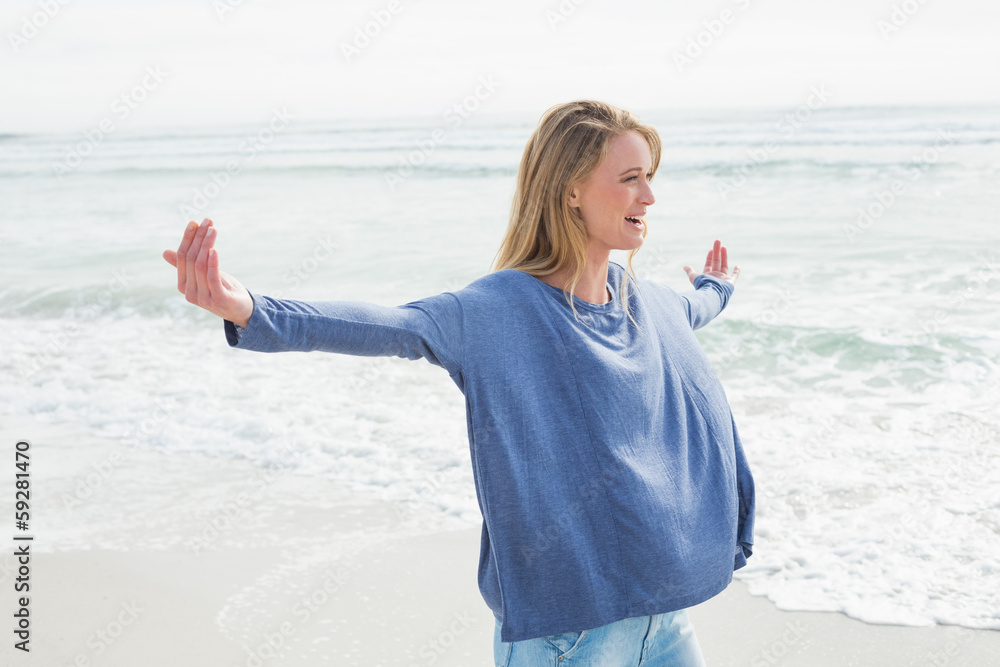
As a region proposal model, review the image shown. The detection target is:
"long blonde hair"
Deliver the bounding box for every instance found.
[491,100,662,328]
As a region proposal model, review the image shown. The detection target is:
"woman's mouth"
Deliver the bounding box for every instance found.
[625,216,644,230]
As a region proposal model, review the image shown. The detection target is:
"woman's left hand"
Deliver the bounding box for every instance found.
[683,239,740,286]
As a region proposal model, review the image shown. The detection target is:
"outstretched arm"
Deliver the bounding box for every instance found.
[163,219,464,377]
[163,218,254,328]
[679,239,740,330]
[229,291,464,378]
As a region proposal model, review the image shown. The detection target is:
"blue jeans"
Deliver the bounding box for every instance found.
[493,609,707,666]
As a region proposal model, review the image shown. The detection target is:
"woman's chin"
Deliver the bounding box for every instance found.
[589,230,645,254]
[618,233,645,251]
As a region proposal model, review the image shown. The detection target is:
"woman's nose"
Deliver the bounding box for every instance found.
[640,182,655,206]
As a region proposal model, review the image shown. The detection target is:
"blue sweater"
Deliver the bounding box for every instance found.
[224,261,755,643]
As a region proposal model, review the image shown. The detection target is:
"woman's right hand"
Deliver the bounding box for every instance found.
[163,219,254,328]
[682,239,740,286]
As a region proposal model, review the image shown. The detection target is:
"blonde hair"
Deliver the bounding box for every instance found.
[490,100,662,328]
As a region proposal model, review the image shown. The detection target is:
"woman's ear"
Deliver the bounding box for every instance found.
[567,184,581,210]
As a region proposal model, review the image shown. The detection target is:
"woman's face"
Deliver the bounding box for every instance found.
[569,130,656,255]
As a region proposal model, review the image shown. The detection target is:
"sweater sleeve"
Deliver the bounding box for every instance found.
[680,275,734,330]
[222,289,464,377]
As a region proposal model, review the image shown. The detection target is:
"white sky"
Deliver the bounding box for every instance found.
[1,0,998,133]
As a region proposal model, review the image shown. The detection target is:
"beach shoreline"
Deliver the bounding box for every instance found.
[3,415,999,666]
[10,531,1000,666]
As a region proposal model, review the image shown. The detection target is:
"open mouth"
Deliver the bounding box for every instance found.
[625,216,644,230]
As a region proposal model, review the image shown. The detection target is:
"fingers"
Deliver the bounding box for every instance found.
[207,247,223,296]
[700,239,732,277]
[163,249,177,268]
[731,265,741,284]
[184,219,212,302]
[175,220,198,293]
[194,225,215,302]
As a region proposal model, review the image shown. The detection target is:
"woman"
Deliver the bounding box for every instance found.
[164,100,755,666]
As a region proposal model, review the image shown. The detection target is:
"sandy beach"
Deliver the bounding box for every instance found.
[3,414,999,667]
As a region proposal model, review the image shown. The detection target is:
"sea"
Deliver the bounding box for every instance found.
[1,104,998,630]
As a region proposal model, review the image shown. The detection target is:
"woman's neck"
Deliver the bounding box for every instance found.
[538,254,611,305]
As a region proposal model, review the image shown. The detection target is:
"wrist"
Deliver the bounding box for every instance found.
[232,290,254,329]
